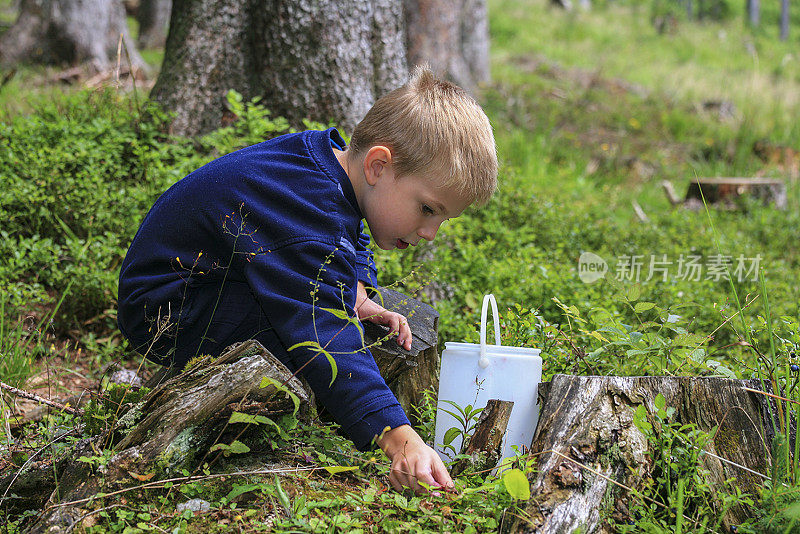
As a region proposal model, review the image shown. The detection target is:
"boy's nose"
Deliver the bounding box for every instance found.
[417,223,439,242]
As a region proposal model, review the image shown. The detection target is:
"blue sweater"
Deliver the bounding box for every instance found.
[118,128,410,449]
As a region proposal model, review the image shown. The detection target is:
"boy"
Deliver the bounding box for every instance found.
[118,66,497,493]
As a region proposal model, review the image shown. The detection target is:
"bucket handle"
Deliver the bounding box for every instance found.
[479,294,501,368]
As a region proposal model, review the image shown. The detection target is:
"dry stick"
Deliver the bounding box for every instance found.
[0,380,81,415]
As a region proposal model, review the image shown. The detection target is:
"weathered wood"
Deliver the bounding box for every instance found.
[684,177,786,210]
[451,399,514,476]
[363,287,439,427]
[508,375,772,533]
[20,340,311,533]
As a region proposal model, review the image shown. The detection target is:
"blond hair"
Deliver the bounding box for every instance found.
[349,65,498,206]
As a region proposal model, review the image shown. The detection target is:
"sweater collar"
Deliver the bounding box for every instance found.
[310,128,363,219]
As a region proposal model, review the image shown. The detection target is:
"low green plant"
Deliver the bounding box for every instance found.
[624,393,755,532]
[81,382,149,436]
[0,284,70,389]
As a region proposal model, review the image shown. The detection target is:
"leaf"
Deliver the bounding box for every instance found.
[633,404,652,434]
[673,333,707,347]
[210,440,250,456]
[634,302,655,313]
[128,471,155,482]
[321,307,353,321]
[323,466,359,474]
[439,407,466,427]
[229,412,262,425]
[226,483,269,502]
[588,331,608,343]
[319,347,338,386]
[275,476,292,515]
[288,340,322,352]
[502,469,530,500]
[689,348,706,362]
[258,377,301,415]
[626,285,641,302]
[286,341,338,386]
[654,393,666,411]
[442,427,461,446]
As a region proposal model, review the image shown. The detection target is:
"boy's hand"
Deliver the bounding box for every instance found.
[378,424,454,494]
[355,282,413,350]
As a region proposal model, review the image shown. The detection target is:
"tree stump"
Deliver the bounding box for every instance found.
[14,340,311,533]
[508,375,773,533]
[684,177,787,210]
[363,287,440,427]
[136,0,171,49]
[451,399,514,476]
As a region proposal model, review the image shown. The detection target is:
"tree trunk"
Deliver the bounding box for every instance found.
[780,0,789,41]
[0,0,146,72]
[151,0,406,137]
[746,0,760,26]
[507,375,773,533]
[403,0,490,94]
[451,399,514,476]
[136,0,171,49]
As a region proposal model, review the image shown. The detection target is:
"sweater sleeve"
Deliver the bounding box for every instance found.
[355,222,378,289]
[243,238,409,450]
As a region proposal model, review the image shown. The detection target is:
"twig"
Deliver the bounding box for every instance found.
[0,380,82,415]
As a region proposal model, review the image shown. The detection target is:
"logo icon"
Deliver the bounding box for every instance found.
[578,252,608,283]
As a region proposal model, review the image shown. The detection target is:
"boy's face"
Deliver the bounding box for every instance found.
[361,164,472,251]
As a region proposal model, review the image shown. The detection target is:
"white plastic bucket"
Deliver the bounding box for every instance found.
[434,294,542,463]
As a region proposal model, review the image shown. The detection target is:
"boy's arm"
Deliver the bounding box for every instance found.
[355,281,413,351]
[244,240,410,450]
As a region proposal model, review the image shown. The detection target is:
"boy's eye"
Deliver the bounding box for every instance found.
[421,204,435,215]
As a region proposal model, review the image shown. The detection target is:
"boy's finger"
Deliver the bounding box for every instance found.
[389,470,406,492]
[396,317,412,349]
[431,460,454,490]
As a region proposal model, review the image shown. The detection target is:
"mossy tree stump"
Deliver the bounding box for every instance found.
[363,286,440,427]
[18,340,312,533]
[507,375,773,533]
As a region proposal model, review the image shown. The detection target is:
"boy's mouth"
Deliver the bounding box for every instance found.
[396,239,410,249]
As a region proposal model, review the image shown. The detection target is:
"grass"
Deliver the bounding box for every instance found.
[2,0,800,531]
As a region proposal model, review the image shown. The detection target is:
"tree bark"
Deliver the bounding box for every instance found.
[451,399,514,476]
[507,375,772,533]
[151,0,407,137]
[746,0,760,27]
[0,0,146,72]
[780,0,789,41]
[403,0,490,95]
[136,0,171,49]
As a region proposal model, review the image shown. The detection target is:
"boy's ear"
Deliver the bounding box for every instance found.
[363,145,393,186]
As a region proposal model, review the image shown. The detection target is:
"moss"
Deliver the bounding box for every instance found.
[713,426,742,457]
[159,426,199,471]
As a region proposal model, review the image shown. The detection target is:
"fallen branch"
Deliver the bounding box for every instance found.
[0,380,82,415]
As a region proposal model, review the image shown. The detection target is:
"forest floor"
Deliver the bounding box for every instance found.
[4,0,800,532]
